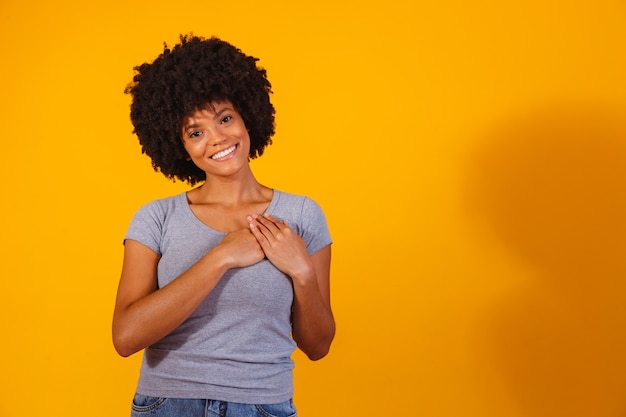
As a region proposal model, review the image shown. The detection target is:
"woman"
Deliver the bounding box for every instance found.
[112,34,335,417]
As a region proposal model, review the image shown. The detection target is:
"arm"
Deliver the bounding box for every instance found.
[291,244,335,360]
[248,214,335,360]
[112,229,264,357]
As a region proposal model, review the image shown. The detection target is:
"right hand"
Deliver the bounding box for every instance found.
[218,228,265,269]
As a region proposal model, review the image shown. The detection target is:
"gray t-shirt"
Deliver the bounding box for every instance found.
[124,190,331,404]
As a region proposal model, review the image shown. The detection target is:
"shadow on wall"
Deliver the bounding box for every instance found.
[465,103,626,417]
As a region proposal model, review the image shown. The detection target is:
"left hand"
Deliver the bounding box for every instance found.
[247,213,314,281]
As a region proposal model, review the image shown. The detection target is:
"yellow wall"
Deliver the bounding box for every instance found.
[1,1,625,416]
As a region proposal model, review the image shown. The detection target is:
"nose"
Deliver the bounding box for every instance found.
[207,128,227,146]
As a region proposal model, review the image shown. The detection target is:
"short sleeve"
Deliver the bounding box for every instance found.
[124,201,164,255]
[300,197,332,255]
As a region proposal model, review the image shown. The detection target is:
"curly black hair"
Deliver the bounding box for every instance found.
[125,34,275,184]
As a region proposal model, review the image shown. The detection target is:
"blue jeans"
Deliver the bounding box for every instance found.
[130,394,297,417]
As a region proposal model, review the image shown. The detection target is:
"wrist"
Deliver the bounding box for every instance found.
[205,246,233,273]
[290,261,316,287]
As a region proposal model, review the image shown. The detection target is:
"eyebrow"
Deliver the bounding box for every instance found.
[213,106,233,118]
[183,106,234,132]
[182,123,198,132]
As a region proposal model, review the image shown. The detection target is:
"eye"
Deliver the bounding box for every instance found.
[221,115,232,124]
[189,130,202,138]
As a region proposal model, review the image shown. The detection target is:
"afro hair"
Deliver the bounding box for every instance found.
[125,34,275,184]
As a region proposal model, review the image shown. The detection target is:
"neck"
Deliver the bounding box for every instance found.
[191,170,269,206]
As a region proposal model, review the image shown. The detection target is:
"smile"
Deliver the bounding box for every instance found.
[211,145,236,160]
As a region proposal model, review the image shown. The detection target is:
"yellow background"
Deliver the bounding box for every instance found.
[1,1,626,416]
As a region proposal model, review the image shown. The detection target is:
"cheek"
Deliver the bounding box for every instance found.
[241,131,252,149]
[183,141,203,156]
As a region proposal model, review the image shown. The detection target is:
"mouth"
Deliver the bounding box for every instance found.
[210,145,237,160]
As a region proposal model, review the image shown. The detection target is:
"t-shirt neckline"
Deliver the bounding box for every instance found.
[179,189,280,234]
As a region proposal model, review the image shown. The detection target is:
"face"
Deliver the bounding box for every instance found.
[180,101,251,178]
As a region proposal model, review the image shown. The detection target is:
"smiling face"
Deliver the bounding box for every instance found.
[180,101,252,179]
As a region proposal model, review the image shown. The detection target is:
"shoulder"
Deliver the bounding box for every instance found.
[272,190,331,253]
[273,190,324,215]
[273,189,323,208]
[272,190,328,230]
[134,193,186,215]
[129,192,187,227]
[125,193,188,253]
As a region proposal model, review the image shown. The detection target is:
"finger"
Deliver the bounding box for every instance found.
[246,214,276,226]
[247,217,274,246]
[265,214,292,230]
[252,215,283,238]
[246,215,270,233]
[257,213,281,226]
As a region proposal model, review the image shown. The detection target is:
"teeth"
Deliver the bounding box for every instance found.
[211,145,236,159]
